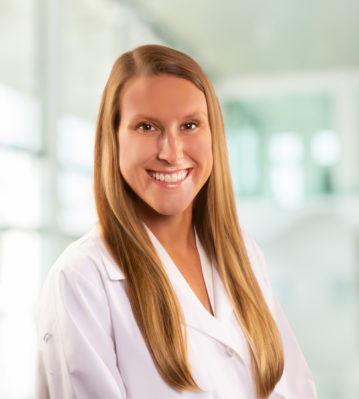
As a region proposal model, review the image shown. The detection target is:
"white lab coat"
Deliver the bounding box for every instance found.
[34,223,317,399]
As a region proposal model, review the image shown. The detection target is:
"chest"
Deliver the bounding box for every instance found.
[105,280,255,399]
[169,249,214,316]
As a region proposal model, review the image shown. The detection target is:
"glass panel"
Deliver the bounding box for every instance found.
[61,0,162,124]
[227,125,261,196]
[0,0,38,152]
[310,130,341,193]
[0,85,41,151]
[262,214,359,399]
[223,93,333,200]
[268,132,305,208]
[58,114,95,171]
[57,170,96,236]
[0,149,41,228]
[0,230,41,398]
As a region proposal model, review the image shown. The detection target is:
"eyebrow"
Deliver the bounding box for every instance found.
[129,111,208,123]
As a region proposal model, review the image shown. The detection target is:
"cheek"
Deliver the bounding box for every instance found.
[118,139,133,175]
[188,132,213,169]
[118,134,152,173]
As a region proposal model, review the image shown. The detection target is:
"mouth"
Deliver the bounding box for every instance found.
[146,168,192,185]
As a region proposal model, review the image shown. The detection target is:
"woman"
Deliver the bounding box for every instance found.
[35,44,317,399]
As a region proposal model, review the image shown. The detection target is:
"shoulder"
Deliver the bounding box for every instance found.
[46,224,125,287]
[34,226,124,383]
[48,225,106,283]
[36,225,123,319]
[35,225,121,328]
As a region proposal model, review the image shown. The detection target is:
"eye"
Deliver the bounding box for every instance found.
[136,122,156,132]
[182,121,198,130]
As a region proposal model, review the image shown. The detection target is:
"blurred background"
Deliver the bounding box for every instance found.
[0,0,358,397]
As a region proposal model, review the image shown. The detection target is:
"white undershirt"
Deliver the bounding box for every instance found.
[144,223,216,316]
[194,229,215,316]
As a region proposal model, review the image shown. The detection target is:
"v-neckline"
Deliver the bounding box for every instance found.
[142,224,253,372]
[143,224,216,318]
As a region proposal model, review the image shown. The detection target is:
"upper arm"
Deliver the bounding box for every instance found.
[35,254,127,399]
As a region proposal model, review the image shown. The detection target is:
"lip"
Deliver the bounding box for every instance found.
[146,168,192,187]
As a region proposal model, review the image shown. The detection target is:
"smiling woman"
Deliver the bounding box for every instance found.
[34,44,317,399]
[118,74,213,216]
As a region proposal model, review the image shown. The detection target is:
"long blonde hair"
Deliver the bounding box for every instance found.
[94,44,284,398]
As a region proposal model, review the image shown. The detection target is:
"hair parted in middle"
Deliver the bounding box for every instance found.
[94,43,284,399]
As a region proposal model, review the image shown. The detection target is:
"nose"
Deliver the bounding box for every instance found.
[157,130,183,164]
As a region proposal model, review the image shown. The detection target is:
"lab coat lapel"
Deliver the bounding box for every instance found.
[144,225,252,371]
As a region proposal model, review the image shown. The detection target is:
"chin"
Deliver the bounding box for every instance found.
[132,191,193,218]
[146,198,193,217]
[151,205,188,217]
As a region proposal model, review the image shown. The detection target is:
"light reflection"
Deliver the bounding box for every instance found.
[269,165,305,208]
[0,84,40,151]
[58,115,95,170]
[0,150,41,228]
[311,130,341,166]
[57,171,96,236]
[268,132,305,208]
[227,126,260,195]
[0,230,40,397]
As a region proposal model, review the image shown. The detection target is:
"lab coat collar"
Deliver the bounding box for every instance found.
[144,224,252,371]
[94,224,126,281]
[97,223,251,371]
[101,247,126,280]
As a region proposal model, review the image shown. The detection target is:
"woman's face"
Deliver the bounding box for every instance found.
[118,74,213,217]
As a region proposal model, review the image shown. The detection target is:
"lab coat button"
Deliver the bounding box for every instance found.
[225,346,234,357]
[43,333,51,342]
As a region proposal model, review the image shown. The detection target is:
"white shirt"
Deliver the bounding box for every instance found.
[34,223,317,399]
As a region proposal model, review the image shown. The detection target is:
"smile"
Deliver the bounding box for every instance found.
[146,168,191,185]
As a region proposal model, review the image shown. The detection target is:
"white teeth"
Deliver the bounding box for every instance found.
[149,169,189,183]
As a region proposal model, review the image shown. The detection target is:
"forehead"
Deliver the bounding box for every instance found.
[119,74,208,119]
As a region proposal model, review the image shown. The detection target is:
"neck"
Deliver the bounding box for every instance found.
[138,205,195,252]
